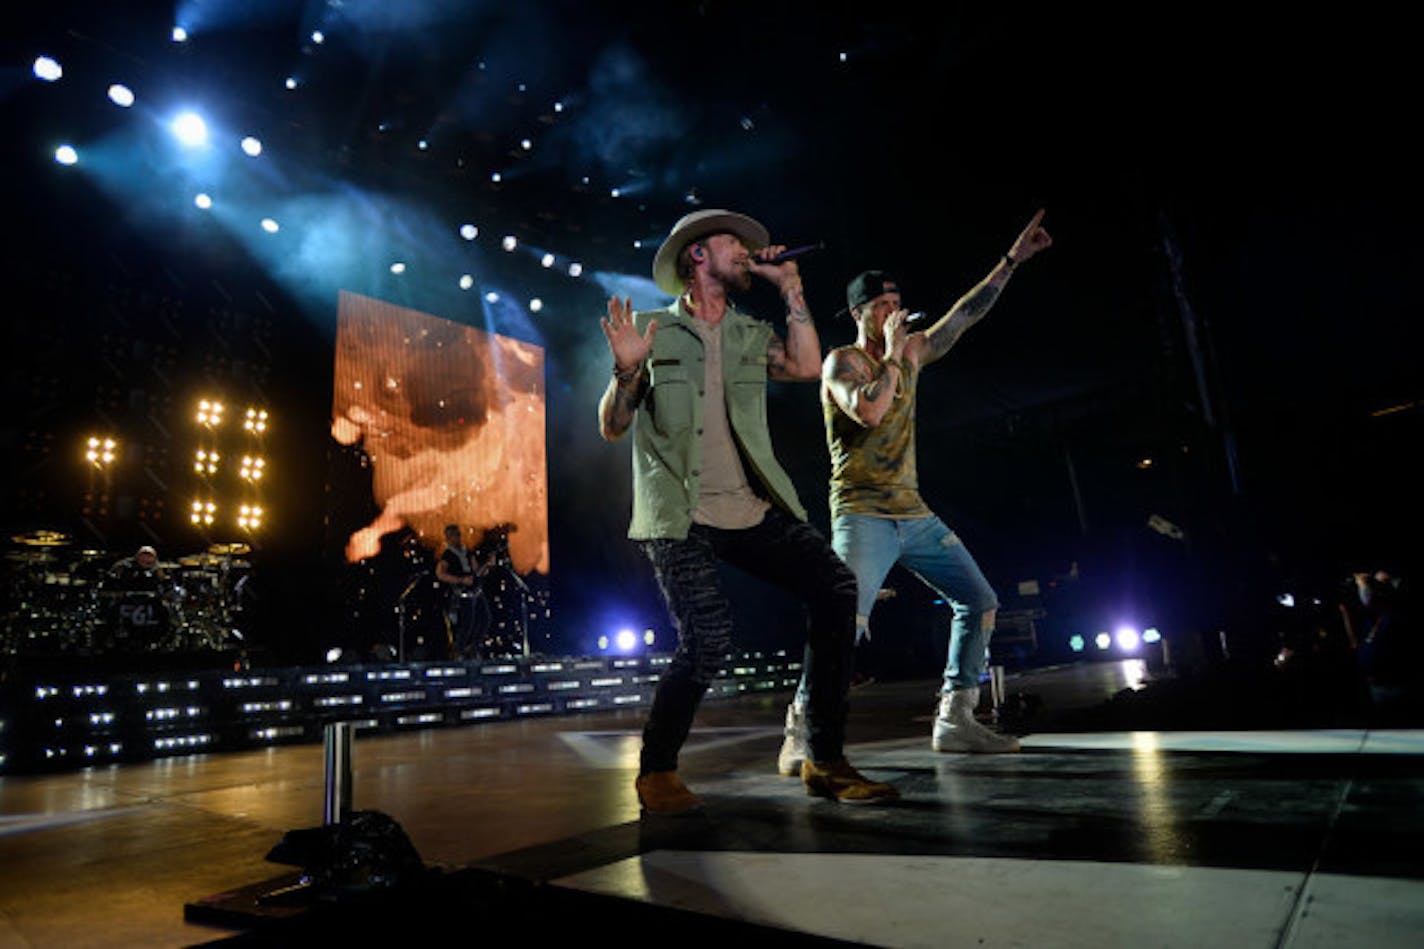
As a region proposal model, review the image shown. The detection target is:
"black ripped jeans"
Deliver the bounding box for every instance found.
[637,506,858,774]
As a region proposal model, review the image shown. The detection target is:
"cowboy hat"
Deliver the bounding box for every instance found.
[651,208,769,295]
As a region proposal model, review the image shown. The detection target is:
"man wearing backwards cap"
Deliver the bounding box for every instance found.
[599,208,898,814]
[777,210,1053,771]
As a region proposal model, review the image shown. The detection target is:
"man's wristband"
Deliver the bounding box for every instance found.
[613,363,644,386]
[1002,252,1018,270]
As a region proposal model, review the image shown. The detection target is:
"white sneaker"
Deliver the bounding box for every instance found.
[931,687,1021,753]
[777,701,809,775]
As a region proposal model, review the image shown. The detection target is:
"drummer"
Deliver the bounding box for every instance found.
[109,545,168,589]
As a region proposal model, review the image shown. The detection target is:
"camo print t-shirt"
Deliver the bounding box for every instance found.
[824,347,930,520]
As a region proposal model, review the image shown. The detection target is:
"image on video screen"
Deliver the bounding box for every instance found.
[330,290,548,575]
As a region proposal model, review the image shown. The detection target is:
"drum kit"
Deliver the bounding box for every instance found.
[2,530,251,659]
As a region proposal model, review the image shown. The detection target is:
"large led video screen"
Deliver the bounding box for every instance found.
[329,290,548,574]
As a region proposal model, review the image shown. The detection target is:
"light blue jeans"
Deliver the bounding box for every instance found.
[796,513,1000,700]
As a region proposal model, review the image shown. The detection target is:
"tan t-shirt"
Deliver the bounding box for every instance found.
[692,317,771,529]
[825,347,930,520]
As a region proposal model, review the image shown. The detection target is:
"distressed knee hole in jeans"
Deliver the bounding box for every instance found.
[940,531,962,548]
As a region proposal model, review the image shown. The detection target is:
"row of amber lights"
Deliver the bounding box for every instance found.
[187,500,264,529]
[88,439,265,473]
[195,401,268,433]
[84,403,269,466]
[192,450,265,480]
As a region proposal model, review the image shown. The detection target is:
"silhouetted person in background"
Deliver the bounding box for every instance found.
[1351,568,1420,721]
[437,525,493,659]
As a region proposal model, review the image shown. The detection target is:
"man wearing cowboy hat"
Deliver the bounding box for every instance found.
[776,210,1053,771]
[599,208,899,814]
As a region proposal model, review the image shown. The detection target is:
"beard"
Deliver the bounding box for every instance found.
[710,259,752,292]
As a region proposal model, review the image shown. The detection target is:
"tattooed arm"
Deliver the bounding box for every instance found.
[753,247,822,382]
[598,367,649,441]
[906,208,1052,369]
[823,346,902,428]
[906,266,1010,368]
[598,296,655,441]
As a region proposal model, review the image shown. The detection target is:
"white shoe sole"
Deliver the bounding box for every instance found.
[932,730,1021,754]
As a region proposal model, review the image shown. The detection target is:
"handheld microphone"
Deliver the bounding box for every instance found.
[905,311,929,325]
[761,241,825,264]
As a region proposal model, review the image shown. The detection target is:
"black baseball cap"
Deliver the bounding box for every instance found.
[845,270,901,313]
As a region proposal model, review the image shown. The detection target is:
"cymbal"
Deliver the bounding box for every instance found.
[5,549,56,563]
[208,542,251,556]
[158,561,181,569]
[179,554,221,567]
[11,529,70,547]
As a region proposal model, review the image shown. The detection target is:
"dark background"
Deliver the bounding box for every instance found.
[3,2,1418,665]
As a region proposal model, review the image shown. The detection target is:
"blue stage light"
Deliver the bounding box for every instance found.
[171,111,209,148]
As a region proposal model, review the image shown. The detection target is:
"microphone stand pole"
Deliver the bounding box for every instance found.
[395,572,426,664]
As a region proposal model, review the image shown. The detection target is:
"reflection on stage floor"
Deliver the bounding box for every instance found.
[1,661,1421,947]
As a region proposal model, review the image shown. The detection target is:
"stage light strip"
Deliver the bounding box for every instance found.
[313,695,363,707]
[6,654,787,773]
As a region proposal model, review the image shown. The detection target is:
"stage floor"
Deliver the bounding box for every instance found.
[1,661,1421,947]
